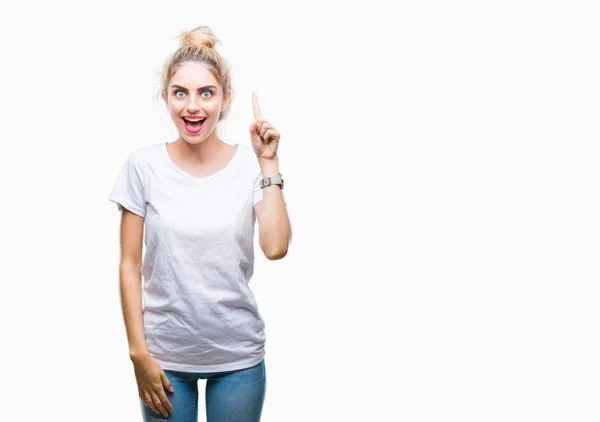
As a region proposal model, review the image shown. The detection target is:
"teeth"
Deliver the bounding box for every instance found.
[184,118,205,122]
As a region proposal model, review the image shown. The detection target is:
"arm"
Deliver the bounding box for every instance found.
[254,155,292,260]
[117,208,149,361]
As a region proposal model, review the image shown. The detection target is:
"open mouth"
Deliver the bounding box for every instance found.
[182,117,206,133]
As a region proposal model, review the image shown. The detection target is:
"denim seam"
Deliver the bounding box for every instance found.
[205,388,209,421]
[193,383,198,419]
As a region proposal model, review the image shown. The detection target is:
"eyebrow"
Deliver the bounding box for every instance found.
[170,84,217,91]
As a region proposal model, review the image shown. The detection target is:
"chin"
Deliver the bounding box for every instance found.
[181,136,201,144]
[181,133,208,144]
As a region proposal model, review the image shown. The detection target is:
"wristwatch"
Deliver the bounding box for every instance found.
[260,173,284,190]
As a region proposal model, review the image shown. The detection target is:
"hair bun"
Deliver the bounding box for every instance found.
[179,25,218,49]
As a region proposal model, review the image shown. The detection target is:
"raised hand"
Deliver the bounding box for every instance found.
[249,91,280,160]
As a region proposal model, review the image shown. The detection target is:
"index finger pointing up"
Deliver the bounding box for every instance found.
[252,91,262,119]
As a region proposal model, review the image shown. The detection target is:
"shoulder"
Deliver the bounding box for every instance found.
[129,142,164,161]
[236,143,255,158]
[125,142,165,169]
[236,143,260,172]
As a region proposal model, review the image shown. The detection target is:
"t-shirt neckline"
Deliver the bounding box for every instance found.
[163,142,240,181]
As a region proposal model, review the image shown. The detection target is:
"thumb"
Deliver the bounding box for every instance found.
[161,372,174,392]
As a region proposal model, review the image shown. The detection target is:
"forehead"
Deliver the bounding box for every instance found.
[169,61,218,88]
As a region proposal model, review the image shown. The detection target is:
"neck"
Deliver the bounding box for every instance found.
[173,132,228,166]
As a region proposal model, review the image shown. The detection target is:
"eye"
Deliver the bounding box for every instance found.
[175,90,185,98]
[202,90,213,98]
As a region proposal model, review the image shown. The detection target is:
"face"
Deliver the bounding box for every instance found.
[162,61,230,144]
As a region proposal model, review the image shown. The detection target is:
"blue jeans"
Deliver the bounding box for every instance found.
[140,359,266,422]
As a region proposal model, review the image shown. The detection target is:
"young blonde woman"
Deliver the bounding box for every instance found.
[109,25,291,422]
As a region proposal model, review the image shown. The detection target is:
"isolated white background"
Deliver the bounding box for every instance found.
[0,0,598,421]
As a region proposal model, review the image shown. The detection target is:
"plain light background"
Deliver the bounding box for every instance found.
[1,0,598,421]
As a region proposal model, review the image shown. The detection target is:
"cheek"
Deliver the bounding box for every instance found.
[208,101,222,114]
[168,105,182,118]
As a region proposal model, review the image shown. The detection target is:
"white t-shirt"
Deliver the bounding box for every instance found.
[109,142,267,372]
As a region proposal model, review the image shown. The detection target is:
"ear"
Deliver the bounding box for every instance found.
[161,90,167,105]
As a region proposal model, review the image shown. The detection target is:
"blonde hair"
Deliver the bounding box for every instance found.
[160,25,233,122]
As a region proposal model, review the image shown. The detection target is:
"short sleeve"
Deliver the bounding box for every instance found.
[108,153,147,217]
[253,171,263,207]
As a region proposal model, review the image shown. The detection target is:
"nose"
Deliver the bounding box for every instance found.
[186,94,201,113]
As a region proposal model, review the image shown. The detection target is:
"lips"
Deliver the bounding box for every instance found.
[181,116,206,134]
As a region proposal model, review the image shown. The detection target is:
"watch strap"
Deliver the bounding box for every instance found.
[260,173,284,189]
